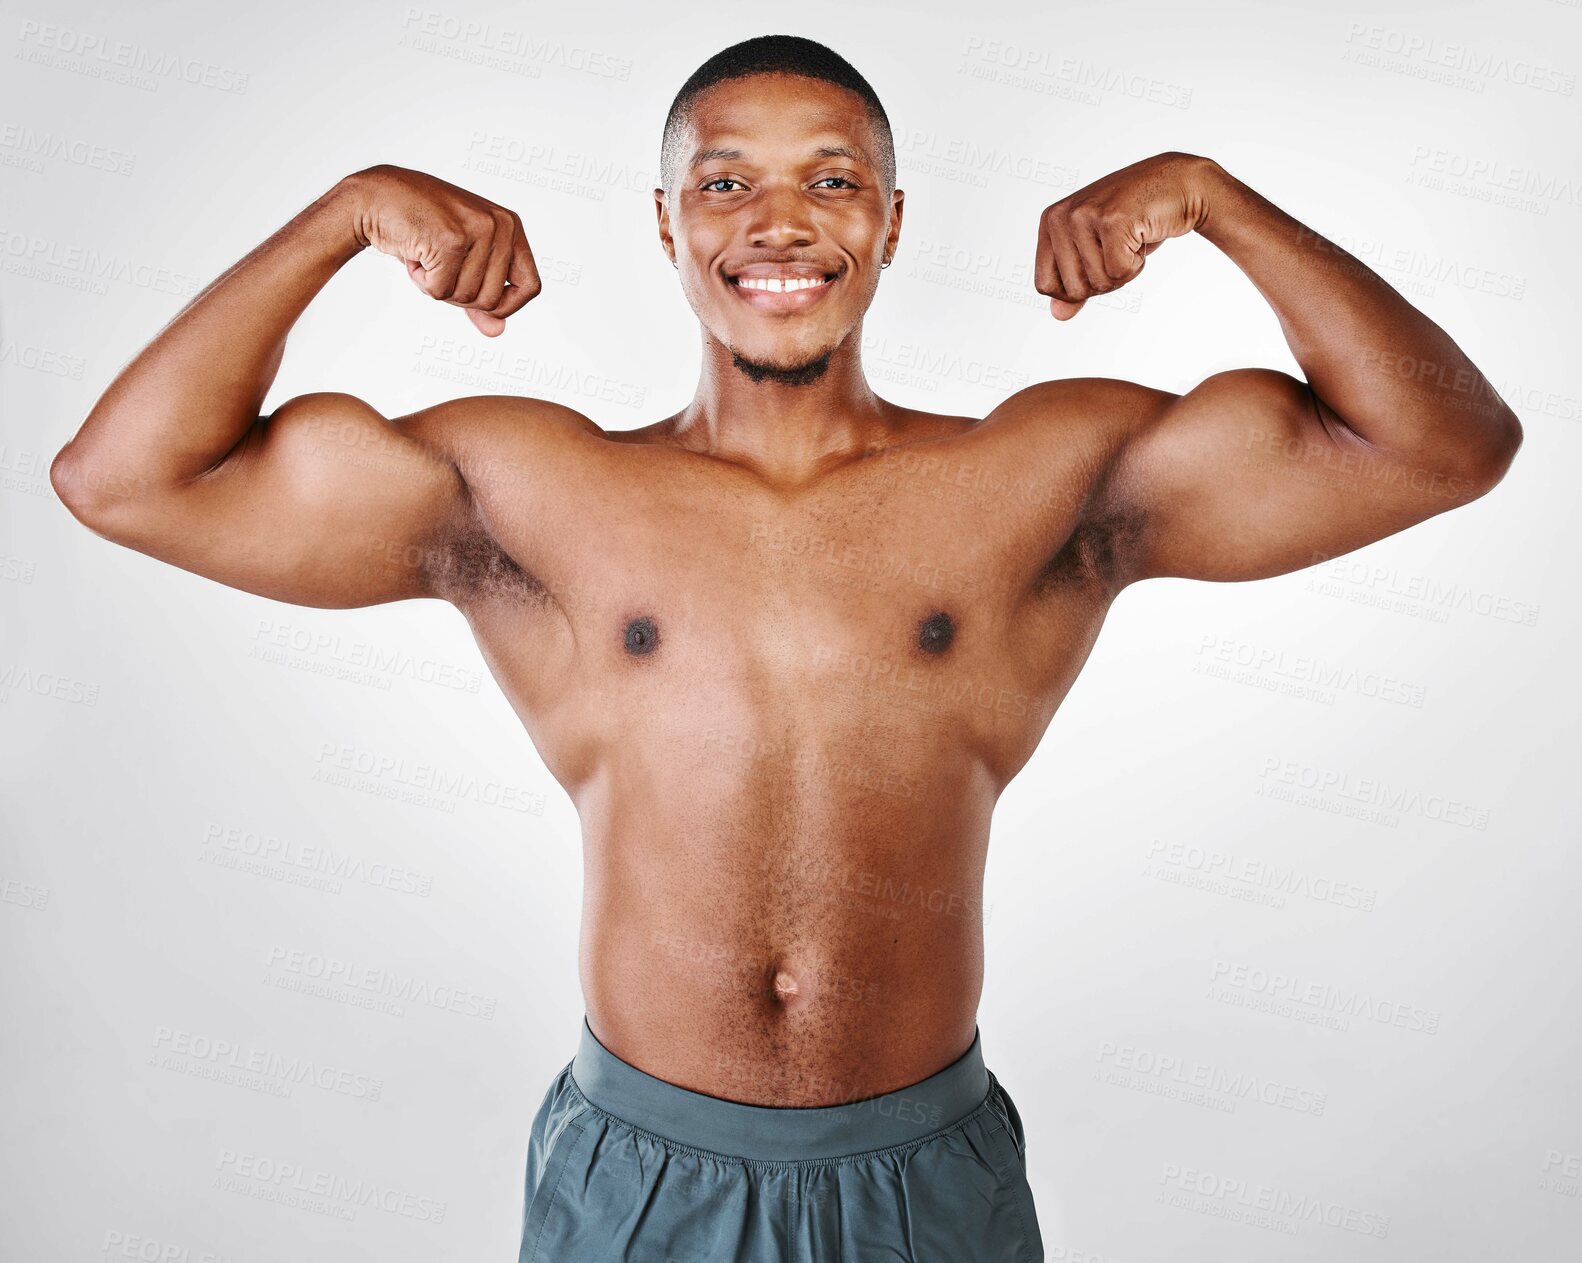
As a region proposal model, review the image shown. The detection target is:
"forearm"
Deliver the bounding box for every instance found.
[1192,158,1520,472]
[53,174,369,505]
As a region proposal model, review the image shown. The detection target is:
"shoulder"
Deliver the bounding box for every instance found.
[387,393,608,492]
[379,395,605,605]
[979,378,1183,593]
[982,376,1175,441]
[393,393,605,446]
[975,376,1180,508]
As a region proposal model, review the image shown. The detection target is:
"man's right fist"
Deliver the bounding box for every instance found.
[342,164,541,336]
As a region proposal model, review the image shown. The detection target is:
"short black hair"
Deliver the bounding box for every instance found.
[659,35,896,201]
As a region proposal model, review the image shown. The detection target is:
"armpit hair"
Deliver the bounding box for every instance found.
[419,504,549,606]
[1031,500,1146,595]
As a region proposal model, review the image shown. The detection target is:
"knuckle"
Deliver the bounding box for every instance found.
[1099,207,1131,235]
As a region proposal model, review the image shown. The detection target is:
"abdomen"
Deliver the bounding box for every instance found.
[575,734,995,1106]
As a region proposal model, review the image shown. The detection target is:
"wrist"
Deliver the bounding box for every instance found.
[308,171,378,259]
[1188,156,1245,247]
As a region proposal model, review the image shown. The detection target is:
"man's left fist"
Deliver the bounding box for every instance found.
[1034,151,1219,320]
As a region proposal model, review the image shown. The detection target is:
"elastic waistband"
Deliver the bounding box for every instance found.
[569,1016,991,1162]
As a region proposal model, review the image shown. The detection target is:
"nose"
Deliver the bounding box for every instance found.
[746,183,815,250]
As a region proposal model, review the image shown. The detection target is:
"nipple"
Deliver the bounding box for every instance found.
[917,610,956,655]
[623,615,659,656]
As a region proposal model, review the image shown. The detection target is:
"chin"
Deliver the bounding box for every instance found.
[739,340,829,369]
[726,338,837,385]
[715,316,819,358]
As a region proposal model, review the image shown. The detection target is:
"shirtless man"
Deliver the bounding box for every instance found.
[51,33,1520,1263]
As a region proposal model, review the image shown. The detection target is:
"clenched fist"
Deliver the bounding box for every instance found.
[1034,151,1219,320]
[343,164,542,336]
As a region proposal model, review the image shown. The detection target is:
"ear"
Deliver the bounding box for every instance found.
[886,188,904,264]
[653,188,675,267]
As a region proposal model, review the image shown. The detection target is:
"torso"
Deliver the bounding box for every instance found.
[426,384,1139,1104]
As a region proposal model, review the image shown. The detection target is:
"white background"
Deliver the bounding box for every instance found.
[3,1,1579,1260]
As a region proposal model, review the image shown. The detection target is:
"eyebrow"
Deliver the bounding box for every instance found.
[688,143,870,170]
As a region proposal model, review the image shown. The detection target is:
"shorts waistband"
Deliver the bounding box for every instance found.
[569,1016,992,1162]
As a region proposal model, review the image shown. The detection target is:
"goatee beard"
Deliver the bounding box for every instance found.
[729,347,834,387]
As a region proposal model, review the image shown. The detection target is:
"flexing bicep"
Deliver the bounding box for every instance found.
[1106,368,1496,584]
[85,392,470,608]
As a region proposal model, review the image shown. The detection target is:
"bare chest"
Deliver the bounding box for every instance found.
[452,425,1116,791]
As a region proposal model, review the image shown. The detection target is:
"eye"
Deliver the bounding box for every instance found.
[701,177,743,192]
[814,176,858,189]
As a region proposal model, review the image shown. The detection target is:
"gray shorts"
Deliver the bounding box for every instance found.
[519,1016,1044,1262]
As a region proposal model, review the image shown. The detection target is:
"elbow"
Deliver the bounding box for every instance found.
[50,441,92,517]
[1456,408,1523,499]
[50,441,134,534]
[1498,407,1524,461]
[1482,407,1523,483]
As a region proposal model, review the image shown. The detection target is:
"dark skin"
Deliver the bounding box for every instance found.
[52,72,1520,1105]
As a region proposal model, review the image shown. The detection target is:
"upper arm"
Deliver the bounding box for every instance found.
[1094,367,1509,585]
[67,392,475,608]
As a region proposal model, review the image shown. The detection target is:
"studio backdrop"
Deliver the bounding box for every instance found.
[3,1,1578,1260]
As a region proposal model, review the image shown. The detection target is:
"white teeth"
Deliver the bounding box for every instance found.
[736,275,829,292]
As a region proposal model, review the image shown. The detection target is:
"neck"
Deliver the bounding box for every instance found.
[666,327,900,486]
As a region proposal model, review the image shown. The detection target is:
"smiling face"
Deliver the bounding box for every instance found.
[655,73,902,381]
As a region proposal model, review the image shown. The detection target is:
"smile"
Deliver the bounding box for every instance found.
[725,269,839,310]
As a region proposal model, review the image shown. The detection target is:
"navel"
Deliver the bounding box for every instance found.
[771,970,801,1003]
[917,610,956,656]
[623,615,659,657]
